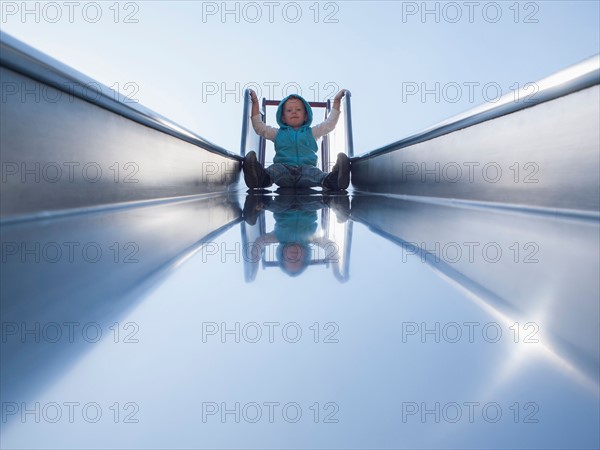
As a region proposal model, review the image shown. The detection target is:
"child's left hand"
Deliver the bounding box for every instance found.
[334,89,347,102]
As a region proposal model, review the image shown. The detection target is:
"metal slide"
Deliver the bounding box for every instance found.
[1,32,598,449]
[0,31,241,221]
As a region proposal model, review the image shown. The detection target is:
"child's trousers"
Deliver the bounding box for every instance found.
[265,163,327,188]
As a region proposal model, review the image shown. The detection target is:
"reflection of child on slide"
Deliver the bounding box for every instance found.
[243,89,350,190]
[243,194,350,279]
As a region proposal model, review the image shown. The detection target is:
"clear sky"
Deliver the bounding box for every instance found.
[2,1,599,153]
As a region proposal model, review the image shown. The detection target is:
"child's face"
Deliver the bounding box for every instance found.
[281,98,307,129]
[282,243,307,274]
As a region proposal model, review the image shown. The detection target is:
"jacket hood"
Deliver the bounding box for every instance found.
[276,94,313,128]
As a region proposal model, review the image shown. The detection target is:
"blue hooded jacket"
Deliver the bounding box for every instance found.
[274,94,319,167]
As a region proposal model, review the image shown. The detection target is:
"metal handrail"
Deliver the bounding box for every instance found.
[322,99,332,171]
[353,54,600,161]
[0,31,241,161]
[240,90,251,158]
[324,91,354,168]
[344,91,355,157]
[240,89,267,165]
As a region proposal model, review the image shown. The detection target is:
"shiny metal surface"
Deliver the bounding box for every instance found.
[0,66,241,220]
[351,57,600,214]
[1,192,598,449]
[0,32,242,221]
[1,194,241,404]
[350,194,599,385]
[352,85,600,213]
[353,55,599,160]
[0,31,238,159]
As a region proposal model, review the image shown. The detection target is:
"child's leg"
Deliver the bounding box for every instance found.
[296,166,327,188]
[265,164,296,188]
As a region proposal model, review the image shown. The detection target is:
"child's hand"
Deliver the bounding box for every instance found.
[334,89,347,102]
[249,89,259,104]
[249,89,260,116]
[332,89,346,111]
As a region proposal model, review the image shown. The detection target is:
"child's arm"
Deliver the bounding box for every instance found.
[312,89,346,140]
[255,231,279,246]
[331,89,346,112]
[249,89,278,141]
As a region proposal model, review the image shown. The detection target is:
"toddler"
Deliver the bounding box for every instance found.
[243,89,350,190]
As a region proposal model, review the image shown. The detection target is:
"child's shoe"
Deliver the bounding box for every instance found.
[243,192,269,225]
[322,153,350,190]
[243,151,271,188]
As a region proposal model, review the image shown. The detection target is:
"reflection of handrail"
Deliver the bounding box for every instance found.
[350,194,599,391]
[1,194,243,407]
[354,55,600,161]
[0,31,240,160]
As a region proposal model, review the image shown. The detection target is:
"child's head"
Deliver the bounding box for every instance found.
[277,242,312,276]
[280,96,307,129]
[276,94,314,130]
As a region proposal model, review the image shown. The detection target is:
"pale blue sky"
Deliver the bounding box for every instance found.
[2,1,599,152]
